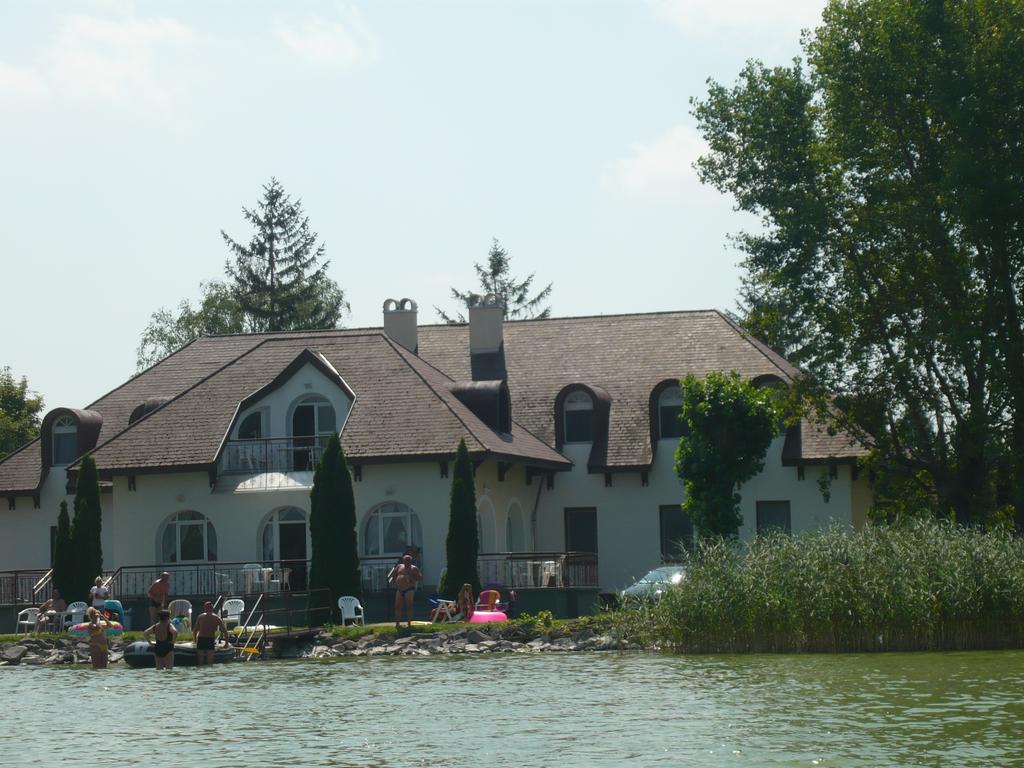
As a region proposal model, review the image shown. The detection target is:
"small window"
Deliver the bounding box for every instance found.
[564,390,593,443]
[52,415,77,466]
[658,386,684,440]
[238,411,263,440]
[756,501,791,535]
[659,505,693,559]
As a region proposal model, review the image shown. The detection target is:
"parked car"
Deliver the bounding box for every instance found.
[620,566,686,603]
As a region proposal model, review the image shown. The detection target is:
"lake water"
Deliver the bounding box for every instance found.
[2,650,1022,767]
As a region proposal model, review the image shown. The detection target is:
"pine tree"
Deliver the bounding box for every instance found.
[69,455,103,603]
[309,434,360,617]
[51,500,73,600]
[436,239,552,323]
[223,177,348,333]
[441,439,481,598]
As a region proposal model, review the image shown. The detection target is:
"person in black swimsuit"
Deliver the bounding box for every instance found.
[143,609,177,669]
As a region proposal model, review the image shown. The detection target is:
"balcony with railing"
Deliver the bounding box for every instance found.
[219,436,332,489]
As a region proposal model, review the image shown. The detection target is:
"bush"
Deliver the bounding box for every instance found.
[633,519,1024,653]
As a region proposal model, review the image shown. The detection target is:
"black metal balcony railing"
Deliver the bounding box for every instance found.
[220,436,332,475]
[0,569,52,605]
[105,560,310,599]
[477,552,599,589]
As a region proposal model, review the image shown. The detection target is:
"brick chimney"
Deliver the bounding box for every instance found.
[383,298,418,353]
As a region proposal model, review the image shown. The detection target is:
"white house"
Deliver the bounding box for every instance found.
[0,299,869,603]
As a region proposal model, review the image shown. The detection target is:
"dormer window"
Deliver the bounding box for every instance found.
[237,411,264,440]
[658,385,684,440]
[564,390,593,443]
[52,415,77,466]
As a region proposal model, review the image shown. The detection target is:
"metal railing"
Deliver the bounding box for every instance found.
[477,551,599,589]
[359,556,401,594]
[0,569,54,605]
[220,436,332,475]
[235,588,332,660]
[105,560,310,599]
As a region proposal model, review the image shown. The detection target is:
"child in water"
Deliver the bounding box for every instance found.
[86,607,113,669]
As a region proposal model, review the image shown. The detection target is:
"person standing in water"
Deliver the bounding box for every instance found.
[192,601,228,666]
[86,607,113,669]
[387,554,422,629]
[143,609,177,670]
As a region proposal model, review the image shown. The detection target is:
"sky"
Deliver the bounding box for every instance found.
[1,0,827,411]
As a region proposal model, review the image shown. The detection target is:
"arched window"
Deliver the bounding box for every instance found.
[564,390,593,443]
[657,385,684,439]
[291,395,336,437]
[160,511,217,563]
[238,411,263,440]
[362,502,422,558]
[260,507,308,562]
[505,501,526,552]
[52,415,77,466]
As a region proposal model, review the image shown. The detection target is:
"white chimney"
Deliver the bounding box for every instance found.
[469,294,504,354]
[383,298,418,353]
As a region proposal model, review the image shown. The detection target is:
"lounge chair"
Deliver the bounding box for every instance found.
[475,589,502,612]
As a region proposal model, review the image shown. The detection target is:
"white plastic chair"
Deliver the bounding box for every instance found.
[337,596,364,626]
[16,608,39,635]
[241,563,264,593]
[221,598,245,630]
[66,601,87,627]
[167,599,192,629]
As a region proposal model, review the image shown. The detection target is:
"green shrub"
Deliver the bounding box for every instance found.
[631,519,1024,653]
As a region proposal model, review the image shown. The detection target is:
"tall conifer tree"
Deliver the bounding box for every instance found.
[309,434,360,617]
[441,439,481,597]
[223,178,347,333]
[70,455,103,602]
[52,500,73,601]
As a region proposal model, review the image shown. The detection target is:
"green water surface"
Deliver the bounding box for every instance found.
[2,650,1021,767]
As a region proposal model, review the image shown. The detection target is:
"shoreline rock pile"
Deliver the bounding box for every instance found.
[1,636,125,666]
[301,626,640,659]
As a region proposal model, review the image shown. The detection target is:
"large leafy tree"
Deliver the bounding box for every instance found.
[436,239,552,322]
[0,367,44,459]
[136,178,348,369]
[69,455,103,603]
[674,372,779,540]
[693,0,1024,526]
[440,439,481,597]
[309,434,360,616]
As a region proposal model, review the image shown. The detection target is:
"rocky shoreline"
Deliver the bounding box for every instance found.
[1,625,639,666]
[1,636,126,666]
[300,625,639,659]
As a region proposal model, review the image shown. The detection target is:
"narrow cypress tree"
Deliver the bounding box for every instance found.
[309,434,360,618]
[69,455,103,602]
[442,439,481,598]
[51,500,73,600]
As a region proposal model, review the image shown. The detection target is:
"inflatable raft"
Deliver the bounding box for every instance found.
[68,622,124,638]
[123,641,234,668]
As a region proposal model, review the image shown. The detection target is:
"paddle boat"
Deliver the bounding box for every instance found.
[123,640,234,668]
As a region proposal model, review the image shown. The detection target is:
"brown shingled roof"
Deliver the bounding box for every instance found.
[1,308,866,493]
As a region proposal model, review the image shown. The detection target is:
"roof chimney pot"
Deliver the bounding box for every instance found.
[469,294,504,355]
[383,297,418,353]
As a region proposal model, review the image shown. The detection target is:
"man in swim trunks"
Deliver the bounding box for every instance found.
[143,609,177,670]
[147,572,171,625]
[193,601,228,666]
[387,554,422,629]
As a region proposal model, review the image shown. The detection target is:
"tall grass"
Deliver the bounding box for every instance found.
[626,520,1024,653]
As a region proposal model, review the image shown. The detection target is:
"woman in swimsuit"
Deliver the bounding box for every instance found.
[143,609,178,669]
[86,607,113,669]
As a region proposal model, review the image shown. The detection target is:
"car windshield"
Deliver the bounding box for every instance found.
[638,567,684,584]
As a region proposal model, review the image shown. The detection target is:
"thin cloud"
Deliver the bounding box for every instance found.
[277,5,378,68]
[0,61,48,98]
[604,124,706,197]
[648,0,826,42]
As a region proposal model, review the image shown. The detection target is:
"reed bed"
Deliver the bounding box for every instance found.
[625,520,1024,653]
